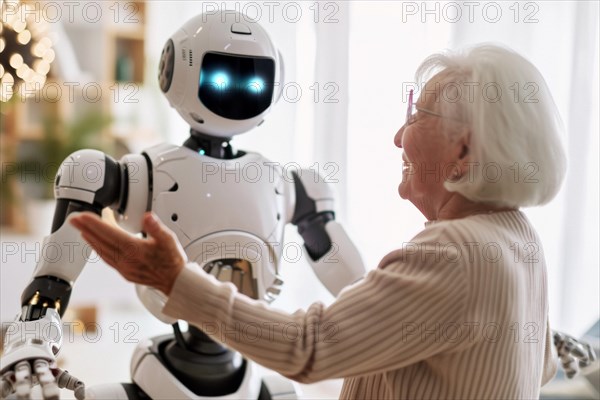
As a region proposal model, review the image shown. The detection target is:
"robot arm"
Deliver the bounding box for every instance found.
[21,150,125,313]
[290,169,365,297]
[0,149,145,399]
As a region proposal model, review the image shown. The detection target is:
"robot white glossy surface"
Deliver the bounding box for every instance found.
[1,11,365,400]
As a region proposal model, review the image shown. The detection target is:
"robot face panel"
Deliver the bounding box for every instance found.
[198,52,275,120]
[160,11,283,137]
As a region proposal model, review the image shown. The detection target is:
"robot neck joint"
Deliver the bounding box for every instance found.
[184,130,239,160]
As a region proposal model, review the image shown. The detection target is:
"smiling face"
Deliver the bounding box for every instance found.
[394,73,470,219]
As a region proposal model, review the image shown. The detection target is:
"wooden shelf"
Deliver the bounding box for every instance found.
[113,36,145,83]
[0,1,147,231]
[108,0,146,84]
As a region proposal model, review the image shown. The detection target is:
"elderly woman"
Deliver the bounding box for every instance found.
[72,44,566,399]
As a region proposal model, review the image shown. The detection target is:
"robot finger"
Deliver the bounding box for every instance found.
[1,371,15,398]
[14,361,32,400]
[558,352,575,364]
[55,369,86,400]
[232,268,243,289]
[556,340,571,358]
[218,265,233,282]
[560,354,579,379]
[242,271,258,298]
[587,342,597,362]
[553,331,564,346]
[203,263,214,274]
[578,343,597,368]
[553,332,570,354]
[33,360,59,400]
[566,339,589,360]
[206,261,223,278]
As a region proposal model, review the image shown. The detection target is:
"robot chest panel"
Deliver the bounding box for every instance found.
[149,148,286,247]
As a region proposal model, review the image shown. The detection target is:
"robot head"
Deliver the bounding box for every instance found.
[158,11,284,138]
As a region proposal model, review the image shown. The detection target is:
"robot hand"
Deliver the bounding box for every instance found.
[553,330,597,379]
[0,310,85,400]
[1,364,85,400]
[290,169,366,296]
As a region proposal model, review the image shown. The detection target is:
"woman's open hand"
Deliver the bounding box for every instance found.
[70,212,186,295]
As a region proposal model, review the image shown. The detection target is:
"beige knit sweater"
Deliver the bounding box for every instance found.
[163,210,558,399]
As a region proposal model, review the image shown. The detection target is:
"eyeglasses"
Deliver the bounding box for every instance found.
[405,89,462,126]
[405,89,446,126]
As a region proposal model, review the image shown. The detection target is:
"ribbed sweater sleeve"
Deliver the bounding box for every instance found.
[542,319,558,385]
[163,224,470,383]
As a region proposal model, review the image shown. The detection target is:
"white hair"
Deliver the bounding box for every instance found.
[415,44,567,207]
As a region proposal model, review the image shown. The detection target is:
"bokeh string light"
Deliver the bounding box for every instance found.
[1,0,55,102]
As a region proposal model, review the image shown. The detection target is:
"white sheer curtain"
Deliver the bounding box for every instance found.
[145,1,598,335]
[316,1,599,335]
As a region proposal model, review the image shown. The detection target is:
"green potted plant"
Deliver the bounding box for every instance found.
[1,112,112,233]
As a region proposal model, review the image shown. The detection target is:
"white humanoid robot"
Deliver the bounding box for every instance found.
[1,11,365,400]
[0,10,596,400]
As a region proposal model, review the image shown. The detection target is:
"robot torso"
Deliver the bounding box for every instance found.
[142,143,293,301]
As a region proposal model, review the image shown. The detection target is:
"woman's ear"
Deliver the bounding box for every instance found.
[458,143,469,159]
[452,130,472,179]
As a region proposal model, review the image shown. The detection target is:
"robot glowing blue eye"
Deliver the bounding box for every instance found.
[206,71,230,90]
[198,53,275,119]
[246,77,265,94]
